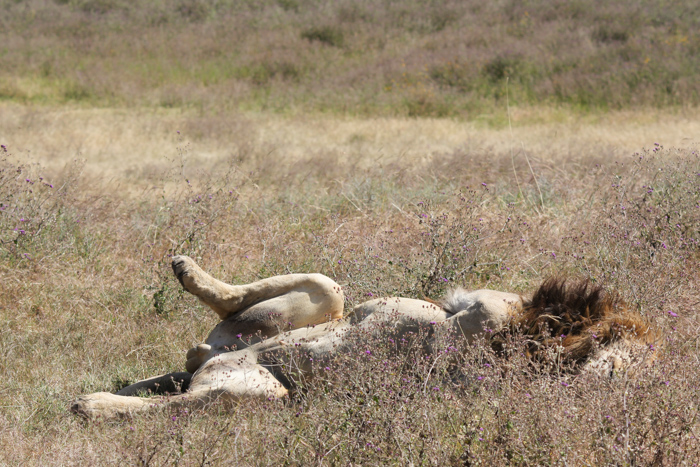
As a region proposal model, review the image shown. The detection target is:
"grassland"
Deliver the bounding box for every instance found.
[1,0,699,465]
[2,0,700,117]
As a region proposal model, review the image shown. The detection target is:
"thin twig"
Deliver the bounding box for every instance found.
[506,77,525,203]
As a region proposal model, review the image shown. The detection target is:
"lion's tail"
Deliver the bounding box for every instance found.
[427,287,473,315]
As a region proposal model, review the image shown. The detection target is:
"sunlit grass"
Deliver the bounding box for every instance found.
[2,0,699,116]
[0,126,698,462]
[1,0,699,463]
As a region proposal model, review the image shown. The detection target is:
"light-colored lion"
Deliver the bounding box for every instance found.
[71,255,658,419]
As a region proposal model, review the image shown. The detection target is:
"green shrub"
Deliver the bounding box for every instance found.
[301,25,344,47]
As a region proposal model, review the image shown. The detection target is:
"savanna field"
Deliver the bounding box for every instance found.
[1,0,699,464]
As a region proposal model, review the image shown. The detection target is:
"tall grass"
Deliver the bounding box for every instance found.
[1,0,699,117]
[0,135,697,463]
[1,0,699,462]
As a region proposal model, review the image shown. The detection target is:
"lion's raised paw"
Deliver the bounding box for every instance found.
[171,255,198,290]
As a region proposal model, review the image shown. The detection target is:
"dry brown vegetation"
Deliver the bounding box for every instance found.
[1,107,698,464]
[1,0,700,464]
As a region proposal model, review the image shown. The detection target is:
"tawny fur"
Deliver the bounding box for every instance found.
[71,258,660,419]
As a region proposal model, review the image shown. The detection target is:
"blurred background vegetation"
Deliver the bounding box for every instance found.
[1,0,699,118]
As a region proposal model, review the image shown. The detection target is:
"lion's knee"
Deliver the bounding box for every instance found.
[186,343,213,373]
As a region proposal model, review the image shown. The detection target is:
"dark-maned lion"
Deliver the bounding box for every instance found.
[71,256,658,419]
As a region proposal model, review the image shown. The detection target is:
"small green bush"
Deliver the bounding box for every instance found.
[301,25,344,47]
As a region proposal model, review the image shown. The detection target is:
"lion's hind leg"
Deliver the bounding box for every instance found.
[71,372,192,419]
[71,352,288,419]
[71,392,152,419]
[172,255,246,320]
[172,255,344,324]
[115,372,192,396]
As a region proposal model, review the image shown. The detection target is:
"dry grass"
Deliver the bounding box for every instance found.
[0,102,698,464]
[1,0,700,463]
[3,103,700,177]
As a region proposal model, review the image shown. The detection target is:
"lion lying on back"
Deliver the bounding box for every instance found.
[71,256,658,419]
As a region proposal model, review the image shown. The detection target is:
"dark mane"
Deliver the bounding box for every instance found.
[493,278,657,367]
